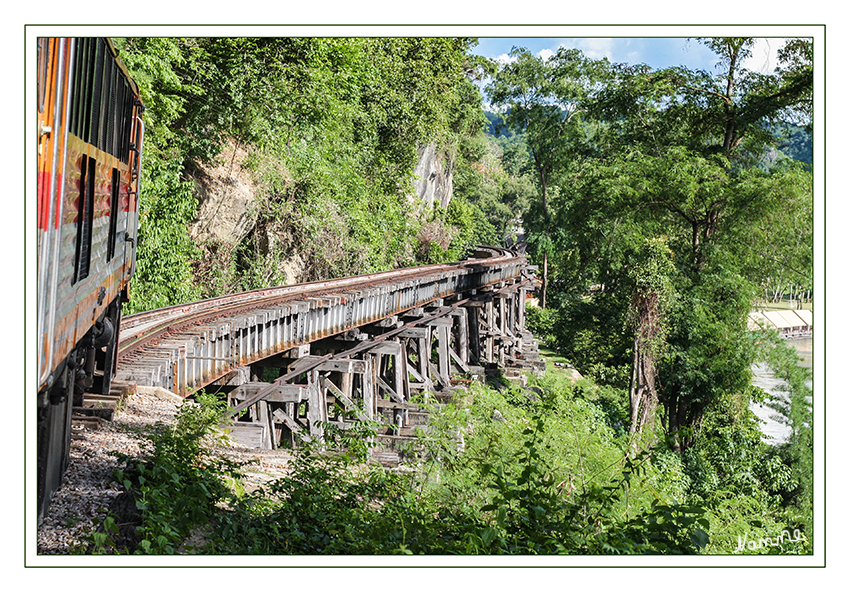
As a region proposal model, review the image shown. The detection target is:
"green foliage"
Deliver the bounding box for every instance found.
[658,258,756,445]
[200,378,713,555]
[677,389,810,554]
[74,364,814,556]
[524,304,558,348]
[114,36,491,309]
[479,38,813,544]
[548,292,633,389]
[93,36,815,556]
[90,393,241,554]
[114,38,205,313]
[460,134,536,246]
[487,47,612,307]
[126,157,203,313]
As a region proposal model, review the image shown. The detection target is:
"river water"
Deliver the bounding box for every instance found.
[749,337,813,445]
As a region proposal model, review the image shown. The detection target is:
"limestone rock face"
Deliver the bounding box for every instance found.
[188,140,455,281]
[189,142,259,245]
[412,143,453,209]
[190,141,454,247]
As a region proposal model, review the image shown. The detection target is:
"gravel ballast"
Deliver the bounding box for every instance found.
[36,388,293,555]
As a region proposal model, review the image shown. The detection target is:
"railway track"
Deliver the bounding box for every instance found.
[117,247,518,361]
[101,247,542,450]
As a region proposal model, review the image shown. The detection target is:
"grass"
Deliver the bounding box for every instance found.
[537,346,585,383]
[754,299,813,312]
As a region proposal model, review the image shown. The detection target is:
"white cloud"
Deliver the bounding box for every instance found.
[574,38,618,61]
[743,38,785,74]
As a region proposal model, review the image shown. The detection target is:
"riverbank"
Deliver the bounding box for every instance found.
[749,336,812,446]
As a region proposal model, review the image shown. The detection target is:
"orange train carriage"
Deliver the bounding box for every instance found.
[36,37,144,520]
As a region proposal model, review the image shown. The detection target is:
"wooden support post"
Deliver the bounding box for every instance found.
[340,371,353,420]
[466,305,481,366]
[400,332,431,399]
[307,369,326,440]
[247,400,273,449]
[518,286,527,332]
[454,309,469,368]
[420,331,431,389]
[504,294,513,358]
[512,290,523,354]
[436,324,451,387]
[363,355,375,420]
[399,340,412,403]
[392,341,406,410]
[498,296,507,366]
[485,300,495,364]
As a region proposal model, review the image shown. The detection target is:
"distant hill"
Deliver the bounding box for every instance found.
[484,110,507,136]
[484,111,813,167]
[774,123,813,166]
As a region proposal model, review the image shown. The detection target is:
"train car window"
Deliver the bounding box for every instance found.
[118,79,135,163]
[115,79,127,162]
[73,38,100,146]
[68,40,80,136]
[89,39,105,150]
[37,38,49,113]
[70,38,91,140]
[73,154,96,284]
[69,38,135,162]
[103,59,113,156]
[107,167,119,260]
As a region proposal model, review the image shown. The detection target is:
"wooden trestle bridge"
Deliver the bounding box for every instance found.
[104,247,543,450]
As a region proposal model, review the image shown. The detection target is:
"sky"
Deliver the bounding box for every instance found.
[472,37,786,75]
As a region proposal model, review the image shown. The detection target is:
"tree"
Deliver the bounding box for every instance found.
[487,47,607,308]
[627,236,675,435]
[731,162,813,305]
[546,38,813,449]
[115,37,489,308]
[113,38,204,312]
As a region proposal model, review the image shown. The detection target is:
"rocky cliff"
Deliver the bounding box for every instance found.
[190,140,453,247]
[189,141,260,245]
[187,140,455,289]
[411,143,454,210]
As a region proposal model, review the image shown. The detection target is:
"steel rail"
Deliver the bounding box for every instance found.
[117,248,519,358]
[113,247,532,397]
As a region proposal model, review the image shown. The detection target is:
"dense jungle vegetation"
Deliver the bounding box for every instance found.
[102,36,815,556]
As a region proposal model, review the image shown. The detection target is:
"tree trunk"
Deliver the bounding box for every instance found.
[629,286,663,435]
[629,342,658,435]
[541,252,548,309]
[661,390,700,453]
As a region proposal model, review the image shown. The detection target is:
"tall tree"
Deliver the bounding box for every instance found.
[627,236,675,435]
[487,47,606,308]
[555,38,813,446]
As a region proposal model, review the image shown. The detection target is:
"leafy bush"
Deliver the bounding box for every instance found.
[91,393,241,554]
[199,378,713,555]
[78,366,813,556]
[525,304,558,348]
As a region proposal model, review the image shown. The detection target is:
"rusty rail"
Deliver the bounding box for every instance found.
[115,247,535,400]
